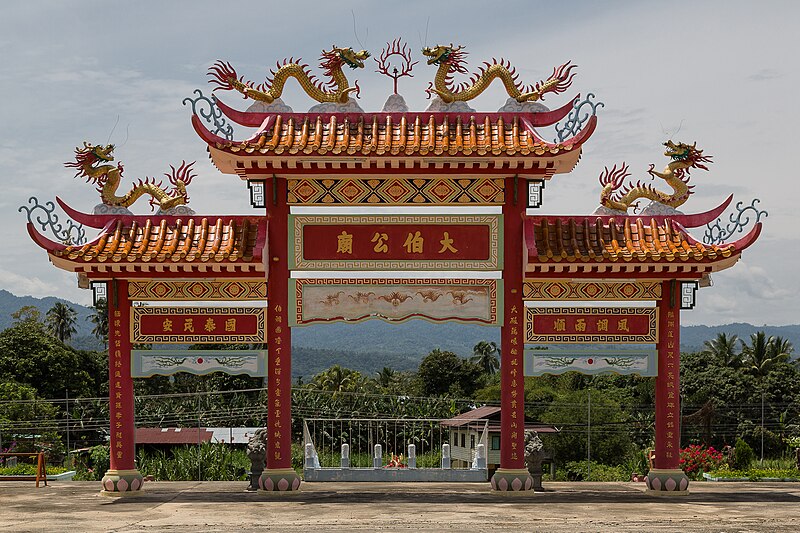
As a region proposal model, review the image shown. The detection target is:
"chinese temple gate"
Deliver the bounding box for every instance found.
[26,41,762,495]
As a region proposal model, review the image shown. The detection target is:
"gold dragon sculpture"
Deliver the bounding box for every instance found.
[421,44,576,104]
[599,141,713,212]
[66,143,195,211]
[208,46,370,104]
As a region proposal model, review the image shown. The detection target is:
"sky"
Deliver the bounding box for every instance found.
[0,0,797,326]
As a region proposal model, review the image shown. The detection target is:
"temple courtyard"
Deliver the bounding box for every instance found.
[1,481,799,532]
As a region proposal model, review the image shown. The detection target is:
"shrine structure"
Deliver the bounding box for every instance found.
[25,41,763,495]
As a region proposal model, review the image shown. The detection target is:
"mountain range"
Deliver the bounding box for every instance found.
[1,289,797,377]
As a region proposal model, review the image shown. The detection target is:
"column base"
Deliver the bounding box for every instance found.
[490,468,534,492]
[259,468,301,491]
[646,468,689,495]
[101,469,144,494]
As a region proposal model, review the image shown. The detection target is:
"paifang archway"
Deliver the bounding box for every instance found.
[26,42,761,494]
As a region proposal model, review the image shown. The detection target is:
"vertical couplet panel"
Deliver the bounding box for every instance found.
[655,280,682,469]
[500,177,526,470]
[109,279,136,471]
[266,178,293,472]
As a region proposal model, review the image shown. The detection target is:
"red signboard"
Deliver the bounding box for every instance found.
[132,306,266,343]
[289,215,501,270]
[525,307,658,343]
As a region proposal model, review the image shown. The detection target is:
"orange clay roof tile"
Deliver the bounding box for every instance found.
[217,114,578,157]
[527,217,736,264]
[54,217,262,265]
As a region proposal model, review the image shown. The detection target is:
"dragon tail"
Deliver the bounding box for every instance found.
[598,163,630,192]
[528,61,577,100]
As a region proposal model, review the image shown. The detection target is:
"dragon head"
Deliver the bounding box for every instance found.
[323,46,370,71]
[90,143,115,162]
[65,142,117,179]
[663,140,713,172]
[421,44,468,73]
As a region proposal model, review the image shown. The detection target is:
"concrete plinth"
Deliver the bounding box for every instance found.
[101,469,144,495]
[259,468,301,492]
[490,468,534,492]
[645,468,689,495]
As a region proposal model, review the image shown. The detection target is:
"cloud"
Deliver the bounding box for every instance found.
[747,69,783,82]
[0,269,61,298]
[715,262,796,301]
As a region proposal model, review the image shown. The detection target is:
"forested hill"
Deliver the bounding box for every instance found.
[1,289,798,360]
[0,289,104,351]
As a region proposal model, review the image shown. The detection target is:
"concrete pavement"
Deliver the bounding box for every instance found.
[2,480,799,532]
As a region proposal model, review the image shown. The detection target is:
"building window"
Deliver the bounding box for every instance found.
[461,433,466,448]
[470,435,475,449]
[491,435,500,450]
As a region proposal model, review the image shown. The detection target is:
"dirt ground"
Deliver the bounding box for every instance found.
[1,480,799,532]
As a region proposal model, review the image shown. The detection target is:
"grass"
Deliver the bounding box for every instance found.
[0,464,68,476]
[706,468,800,481]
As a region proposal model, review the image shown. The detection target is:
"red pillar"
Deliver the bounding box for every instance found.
[259,177,301,491]
[101,279,143,493]
[647,279,689,494]
[491,176,533,491]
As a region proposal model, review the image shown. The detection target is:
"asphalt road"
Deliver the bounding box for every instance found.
[2,481,799,532]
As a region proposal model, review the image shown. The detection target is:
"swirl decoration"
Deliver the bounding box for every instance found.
[19,197,86,245]
[554,93,604,143]
[182,89,234,140]
[703,199,768,245]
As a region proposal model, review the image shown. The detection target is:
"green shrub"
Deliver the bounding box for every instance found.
[0,464,67,476]
[707,468,800,481]
[71,445,109,481]
[734,438,755,470]
[562,460,629,481]
[137,443,249,481]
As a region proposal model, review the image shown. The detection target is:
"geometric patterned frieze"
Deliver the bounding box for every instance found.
[291,278,501,326]
[131,306,266,344]
[523,280,662,301]
[525,306,658,344]
[287,178,505,205]
[289,214,502,271]
[128,280,267,301]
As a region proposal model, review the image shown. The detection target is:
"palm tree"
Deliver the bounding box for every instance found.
[702,332,740,368]
[376,367,396,388]
[470,341,500,375]
[741,332,791,463]
[45,302,77,343]
[767,336,794,360]
[311,365,366,397]
[88,298,109,347]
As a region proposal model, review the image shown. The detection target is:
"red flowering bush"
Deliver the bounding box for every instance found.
[679,444,724,479]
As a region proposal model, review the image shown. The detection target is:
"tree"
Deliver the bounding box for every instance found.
[376,367,396,388]
[702,332,741,368]
[45,302,78,343]
[742,332,790,377]
[88,298,109,347]
[11,305,41,324]
[741,332,791,463]
[539,388,633,465]
[416,349,483,397]
[0,320,98,399]
[470,341,500,375]
[767,336,794,361]
[0,379,60,454]
[310,365,368,397]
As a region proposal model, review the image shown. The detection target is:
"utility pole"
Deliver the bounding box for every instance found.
[587,387,591,480]
[65,389,70,455]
